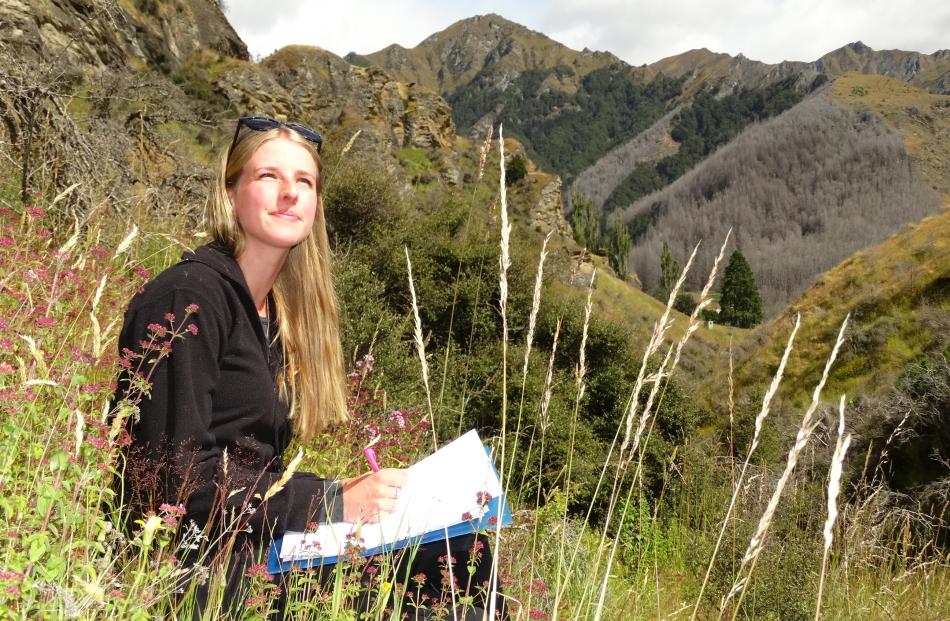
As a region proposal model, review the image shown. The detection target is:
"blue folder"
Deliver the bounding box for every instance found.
[267,493,512,574]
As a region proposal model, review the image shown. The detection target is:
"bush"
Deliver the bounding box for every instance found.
[505,154,528,186]
[323,157,403,244]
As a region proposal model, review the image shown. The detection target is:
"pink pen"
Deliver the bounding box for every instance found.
[363,435,381,473]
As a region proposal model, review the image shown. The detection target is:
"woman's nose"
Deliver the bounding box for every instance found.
[279,179,298,202]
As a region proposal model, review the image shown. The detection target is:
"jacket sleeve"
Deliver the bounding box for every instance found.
[117,283,343,541]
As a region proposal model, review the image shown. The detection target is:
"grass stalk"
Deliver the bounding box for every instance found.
[405,246,458,620]
[507,231,551,490]
[488,123,512,621]
[815,395,852,621]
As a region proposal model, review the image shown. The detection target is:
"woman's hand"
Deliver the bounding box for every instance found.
[340,468,407,523]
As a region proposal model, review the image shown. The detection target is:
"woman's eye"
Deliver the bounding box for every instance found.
[297,178,313,187]
[259,172,276,179]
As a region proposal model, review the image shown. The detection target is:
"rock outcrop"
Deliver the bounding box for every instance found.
[207,45,458,174]
[529,176,572,242]
[0,0,247,71]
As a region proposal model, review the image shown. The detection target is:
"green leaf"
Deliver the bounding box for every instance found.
[28,534,48,563]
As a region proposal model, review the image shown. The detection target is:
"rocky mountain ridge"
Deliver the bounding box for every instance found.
[0,0,463,204]
[635,41,949,96]
[351,15,949,102]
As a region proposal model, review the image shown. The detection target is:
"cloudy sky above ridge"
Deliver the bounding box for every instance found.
[224,0,949,66]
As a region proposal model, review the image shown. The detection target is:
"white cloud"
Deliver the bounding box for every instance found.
[534,0,950,64]
[224,0,950,65]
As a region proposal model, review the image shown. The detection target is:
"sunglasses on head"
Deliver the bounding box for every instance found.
[227,116,324,159]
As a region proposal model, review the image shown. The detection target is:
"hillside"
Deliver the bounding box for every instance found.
[717,208,949,408]
[565,107,680,213]
[622,91,943,313]
[829,72,950,201]
[713,71,950,416]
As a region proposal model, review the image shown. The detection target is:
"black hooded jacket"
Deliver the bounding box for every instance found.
[115,243,342,542]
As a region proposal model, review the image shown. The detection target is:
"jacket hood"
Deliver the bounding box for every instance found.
[182,243,250,294]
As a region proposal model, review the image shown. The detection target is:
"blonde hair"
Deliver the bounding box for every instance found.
[206,126,347,441]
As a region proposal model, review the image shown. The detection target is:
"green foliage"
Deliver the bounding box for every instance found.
[448,66,682,181]
[569,192,601,251]
[396,147,437,184]
[719,250,764,328]
[674,291,697,315]
[505,154,528,186]
[606,215,632,279]
[603,78,803,212]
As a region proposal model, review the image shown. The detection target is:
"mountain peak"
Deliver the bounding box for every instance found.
[357,13,621,95]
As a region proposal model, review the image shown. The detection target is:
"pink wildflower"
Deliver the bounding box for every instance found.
[159,503,187,515]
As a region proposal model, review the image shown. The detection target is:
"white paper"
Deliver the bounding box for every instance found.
[279,429,502,562]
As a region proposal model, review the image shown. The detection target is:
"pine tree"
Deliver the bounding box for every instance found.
[719,249,764,328]
[606,215,632,279]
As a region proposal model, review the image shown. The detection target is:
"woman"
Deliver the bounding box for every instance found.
[116,117,498,619]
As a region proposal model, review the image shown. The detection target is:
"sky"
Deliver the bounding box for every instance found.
[224,0,949,67]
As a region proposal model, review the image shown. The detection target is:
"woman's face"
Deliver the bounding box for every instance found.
[227,136,319,259]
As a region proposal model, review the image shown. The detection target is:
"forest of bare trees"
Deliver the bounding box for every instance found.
[624,93,942,313]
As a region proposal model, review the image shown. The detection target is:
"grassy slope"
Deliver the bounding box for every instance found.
[727,209,949,408]
[711,74,950,408]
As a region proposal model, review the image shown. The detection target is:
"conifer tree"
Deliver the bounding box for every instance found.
[659,241,680,300]
[719,249,764,328]
[606,215,632,279]
[570,193,601,252]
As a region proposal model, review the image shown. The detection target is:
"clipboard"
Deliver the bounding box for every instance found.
[267,430,513,574]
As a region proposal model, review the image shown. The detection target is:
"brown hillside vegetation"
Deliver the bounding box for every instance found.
[624,92,943,313]
[830,72,950,202]
[817,42,950,94]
